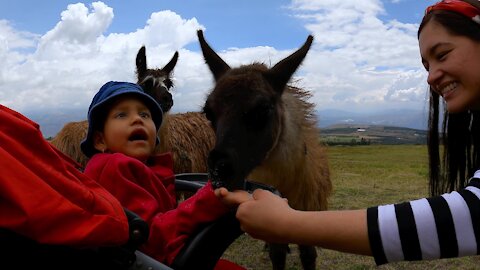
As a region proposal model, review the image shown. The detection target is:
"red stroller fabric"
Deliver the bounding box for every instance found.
[0,104,129,247]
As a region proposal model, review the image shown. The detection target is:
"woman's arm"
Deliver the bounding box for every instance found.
[217,188,370,255]
[220,179,480,265]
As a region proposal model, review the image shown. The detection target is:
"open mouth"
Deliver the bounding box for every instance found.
[438,82,457,98]
[128,129,148,141]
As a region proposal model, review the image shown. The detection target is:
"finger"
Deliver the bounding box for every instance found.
[251,188,275,200]
[251,189,265,199]
[219,187,229,197]
[214,187,228,197]
[231,190,253,203]
[220,190,251,206]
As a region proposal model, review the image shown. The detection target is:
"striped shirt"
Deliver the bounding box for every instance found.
[367,171,480,265]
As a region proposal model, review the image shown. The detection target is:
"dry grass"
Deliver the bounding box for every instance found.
[221,145,480,269]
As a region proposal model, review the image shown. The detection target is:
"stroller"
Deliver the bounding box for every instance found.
[0,173,246,270]
[0,104,278,270]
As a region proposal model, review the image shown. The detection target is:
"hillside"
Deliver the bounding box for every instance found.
[320,124,427,145]
[24,107,429,139]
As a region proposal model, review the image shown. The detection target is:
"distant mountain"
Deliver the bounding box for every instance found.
[22,108,86,138]
[321,124,427,145]
[316,108,429,130]
[22,107,429,139]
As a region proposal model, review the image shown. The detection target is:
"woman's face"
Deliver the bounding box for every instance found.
[419,20,480,113]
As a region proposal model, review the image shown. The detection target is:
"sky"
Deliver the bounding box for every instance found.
[0,0,438,123]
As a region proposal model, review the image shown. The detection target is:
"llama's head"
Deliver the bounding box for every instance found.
[198,30,313,190]
[136,46,178,113]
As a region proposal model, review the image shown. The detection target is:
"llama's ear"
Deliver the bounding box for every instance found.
[197,30,230,81]
[136,46,147,79]
[265,35,313,94]
[162,51,179,74]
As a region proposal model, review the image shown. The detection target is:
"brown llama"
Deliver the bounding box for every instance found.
[198,30,331,270]
[51,46,214,173]
[136,46,214,173]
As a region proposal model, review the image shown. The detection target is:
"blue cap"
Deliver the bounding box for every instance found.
[80,81,163,157]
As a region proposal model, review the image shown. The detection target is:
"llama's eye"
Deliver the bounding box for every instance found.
[203,107,212,121]
[141,78,155,92]
[245,103,272,130]
[164,78,173,89]
[203,106,217,128]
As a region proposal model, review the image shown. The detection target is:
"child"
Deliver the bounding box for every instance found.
[80,81,243,269]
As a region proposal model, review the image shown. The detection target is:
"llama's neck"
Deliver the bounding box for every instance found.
[249,88,314,181]
[157,112,170,151]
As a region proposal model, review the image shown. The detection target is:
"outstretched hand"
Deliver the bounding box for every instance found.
[218,187,372,254]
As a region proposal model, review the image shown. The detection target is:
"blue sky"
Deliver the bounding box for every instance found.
[1,0,312,50]
[0,0,437,132]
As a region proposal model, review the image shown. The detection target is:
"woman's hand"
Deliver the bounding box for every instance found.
[235,189,294,243]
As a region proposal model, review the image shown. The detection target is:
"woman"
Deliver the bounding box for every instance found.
[218,0,480,265]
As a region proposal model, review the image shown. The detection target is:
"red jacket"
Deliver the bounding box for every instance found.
[0,104,129,246]
[83,152,230,265]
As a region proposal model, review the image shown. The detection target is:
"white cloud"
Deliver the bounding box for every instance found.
[0,0,429,125]
[0,2,204,113]
[286,0,428,112]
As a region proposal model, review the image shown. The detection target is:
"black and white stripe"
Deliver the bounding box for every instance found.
[367,175,480,265]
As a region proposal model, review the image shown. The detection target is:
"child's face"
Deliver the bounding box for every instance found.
[94,96,157,162]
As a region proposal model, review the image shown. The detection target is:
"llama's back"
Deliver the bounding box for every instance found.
[50,120,89,168]
[157,112,214,173]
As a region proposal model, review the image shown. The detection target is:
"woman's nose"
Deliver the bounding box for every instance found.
[427,65,442,87]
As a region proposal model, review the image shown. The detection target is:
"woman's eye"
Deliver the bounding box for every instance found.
[437,50,450,61]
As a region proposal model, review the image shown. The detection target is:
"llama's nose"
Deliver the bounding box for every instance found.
[207,149,234,188]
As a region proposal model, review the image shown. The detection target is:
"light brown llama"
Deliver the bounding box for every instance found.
[157,112,214,173]
[50,120,89,167]
[50,46,214,173]
[198,30,331,270]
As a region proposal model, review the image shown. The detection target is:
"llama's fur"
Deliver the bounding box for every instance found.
[50,121,88,167]
[248,86,331,211]
[157,112,214,173]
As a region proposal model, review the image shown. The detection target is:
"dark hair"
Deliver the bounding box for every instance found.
[419,10,480,195]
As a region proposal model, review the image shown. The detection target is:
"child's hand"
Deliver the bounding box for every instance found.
[214,187,252,208]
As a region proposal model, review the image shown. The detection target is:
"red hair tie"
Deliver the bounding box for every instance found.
[426,0,480,24]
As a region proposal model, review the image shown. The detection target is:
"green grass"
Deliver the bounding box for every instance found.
[221,145,480,269]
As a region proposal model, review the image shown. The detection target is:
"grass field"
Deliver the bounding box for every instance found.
[221,145,480,269]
